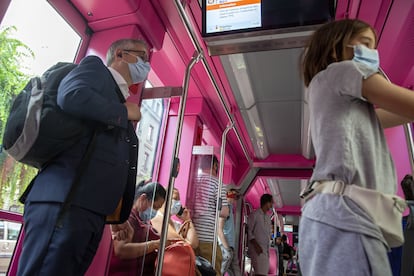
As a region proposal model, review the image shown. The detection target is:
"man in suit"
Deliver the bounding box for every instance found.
[17,38,150,275]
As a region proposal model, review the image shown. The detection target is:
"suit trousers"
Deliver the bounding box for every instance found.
[17,202,105,276]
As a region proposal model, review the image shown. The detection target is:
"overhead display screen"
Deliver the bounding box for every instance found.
[205,0,262,34]
[202,0,335,37]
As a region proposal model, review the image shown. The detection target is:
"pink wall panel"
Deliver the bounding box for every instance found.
[71,0,164,50]
[0,0,10,24]
[335,0,361,19]
[71,0,139,21]
[86,25,147,61]
[150,34,186,87]
[385,126,412,216]
[378,1,414,84]
[356,0,385,27]
[173,115,201,205]
[157,109,203,206]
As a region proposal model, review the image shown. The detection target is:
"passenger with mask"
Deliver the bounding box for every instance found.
[17,38,150,275]
[299,19,414,275]
[109,181,166,276]
[151,187,199,249]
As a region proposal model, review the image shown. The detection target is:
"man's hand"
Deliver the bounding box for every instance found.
[251,240,263,255]
[222,247,233,261]
[124,102,141,121]
[111,221,133,241]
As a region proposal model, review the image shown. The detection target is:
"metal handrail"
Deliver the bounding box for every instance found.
[212,123,234,267]
[173,0,252,165]
[155,51,201,276]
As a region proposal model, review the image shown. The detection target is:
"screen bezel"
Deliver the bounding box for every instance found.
[201,0,336,38]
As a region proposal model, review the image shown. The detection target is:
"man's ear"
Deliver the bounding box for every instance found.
[116,49,123,58]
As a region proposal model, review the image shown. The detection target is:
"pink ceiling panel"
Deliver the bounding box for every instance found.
[70,0,164,50]
[85,25,145,59]
[70,0,139,21]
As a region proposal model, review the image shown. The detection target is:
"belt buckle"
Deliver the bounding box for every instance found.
[300,187,314,199]
[300,181,320,199]
[332,181,346,195]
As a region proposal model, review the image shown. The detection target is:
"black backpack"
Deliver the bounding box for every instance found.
[2,62,88,169]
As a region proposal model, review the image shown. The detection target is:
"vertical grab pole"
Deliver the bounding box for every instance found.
[173,0,252,166]
[155,51,201,276]
[212,123,234,267]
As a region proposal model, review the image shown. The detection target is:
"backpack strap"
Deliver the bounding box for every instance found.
[55,130,98,227]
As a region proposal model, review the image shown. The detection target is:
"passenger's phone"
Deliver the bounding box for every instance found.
[177,206,185,216]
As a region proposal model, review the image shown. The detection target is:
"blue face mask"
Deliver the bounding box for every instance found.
[170,200,182,215]
[128,57,151,84]
[349,44,379,78]
[139,207,156,222]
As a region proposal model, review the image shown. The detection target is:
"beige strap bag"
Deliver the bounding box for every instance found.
[301,180,407,248]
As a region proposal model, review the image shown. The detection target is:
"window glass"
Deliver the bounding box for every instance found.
[6,222,21,240]
[0,0,81,213]
[136,81,166,182]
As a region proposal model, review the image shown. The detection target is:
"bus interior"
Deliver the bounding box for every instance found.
[0,0,414,275]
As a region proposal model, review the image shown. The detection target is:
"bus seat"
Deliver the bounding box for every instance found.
[85,225,113,276]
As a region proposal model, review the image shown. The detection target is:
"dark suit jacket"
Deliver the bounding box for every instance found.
[25,55,138,216]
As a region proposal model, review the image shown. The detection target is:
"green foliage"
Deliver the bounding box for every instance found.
[0,26,34,133]
[0,26,37,212]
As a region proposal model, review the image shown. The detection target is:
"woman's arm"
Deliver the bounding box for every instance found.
[113,238,160,260]
[363,73,414,128]
[178,209,199,249]
[218,216,230,250]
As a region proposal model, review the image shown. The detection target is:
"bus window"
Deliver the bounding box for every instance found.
[0,0,80,213]
[0,220,22,275]
[136,96,167,182]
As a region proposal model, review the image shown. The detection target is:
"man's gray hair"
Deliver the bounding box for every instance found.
[106,38,148,66]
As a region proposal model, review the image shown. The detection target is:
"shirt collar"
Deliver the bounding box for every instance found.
[108,67,129,99]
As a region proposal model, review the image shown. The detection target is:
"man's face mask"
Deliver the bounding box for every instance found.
[348,44,379,78]
[170,199,182,216]
[124,53,151,84]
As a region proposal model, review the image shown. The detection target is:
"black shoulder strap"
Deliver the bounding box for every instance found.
[56,130,98,226]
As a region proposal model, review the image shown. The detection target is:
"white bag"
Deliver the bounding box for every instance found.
[302,181,407,248]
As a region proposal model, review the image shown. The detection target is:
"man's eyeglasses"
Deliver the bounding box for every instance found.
[122,49,149,62]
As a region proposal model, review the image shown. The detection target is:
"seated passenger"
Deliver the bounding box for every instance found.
[109,181,166,276]
[151,187,199,276]
[151,187,199,249]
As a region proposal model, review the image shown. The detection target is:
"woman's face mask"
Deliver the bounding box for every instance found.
[348,44,379,78]
[170,199,182,215]
[139,207,156,222]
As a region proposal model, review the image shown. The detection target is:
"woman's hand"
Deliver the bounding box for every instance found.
[111,221,133,241]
